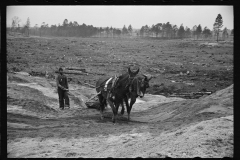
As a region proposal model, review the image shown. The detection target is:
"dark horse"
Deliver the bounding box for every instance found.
[118,74,152,121]
[96,67,139,123]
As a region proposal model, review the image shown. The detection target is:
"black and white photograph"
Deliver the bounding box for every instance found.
[6,5,233,158]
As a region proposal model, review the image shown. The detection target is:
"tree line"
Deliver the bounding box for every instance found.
[8,14,233,41]
[34,20,134,38]
[139,14,231,41]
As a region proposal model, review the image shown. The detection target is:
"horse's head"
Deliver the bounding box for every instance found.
[128,67,139,79]
[111,67,140,98]
[138,74,152,98]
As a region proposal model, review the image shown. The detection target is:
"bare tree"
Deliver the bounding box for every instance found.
[192,25,197,40]
[11,16,21,36]
[25,17,31,36]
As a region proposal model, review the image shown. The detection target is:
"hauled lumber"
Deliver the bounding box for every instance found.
[85,94,99,103]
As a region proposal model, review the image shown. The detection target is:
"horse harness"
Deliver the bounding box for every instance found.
[97,74,136,99]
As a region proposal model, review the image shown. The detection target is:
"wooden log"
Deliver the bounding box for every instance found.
[55,70,88,75]
[91,72,105,75]
[77,80,95,88]
[65,67,87,72]
[169,91,212,98]
[193,92,212,95]
[64,68,105,76]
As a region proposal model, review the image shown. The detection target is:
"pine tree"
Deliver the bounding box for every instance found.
[184,26,191,38]
[196,24,202,39]
[128,25,132,36]
[222,27,228,40]
[140,26,144,37]
[105,27,109,37]
[192,25,197,40]
[110,26,113,37]
[155,23,162,38]
[122,25,128,36]
[172,25,178,38]
[213,14,223,42]
[202,27,211,39]
[26,17,30,36]
[178,24,185,39]
[144,25,149,37]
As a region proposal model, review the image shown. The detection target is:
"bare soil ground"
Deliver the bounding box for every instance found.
[7,35,233,95]
[7,35,233,158]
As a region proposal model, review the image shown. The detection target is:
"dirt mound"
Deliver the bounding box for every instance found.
[8,72,31,83]
[7,72,89,119]
[131,84,233,124]
[143,115,233,158]
[204,84,233,101]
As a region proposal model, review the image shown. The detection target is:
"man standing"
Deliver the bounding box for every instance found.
[56,67,70,110]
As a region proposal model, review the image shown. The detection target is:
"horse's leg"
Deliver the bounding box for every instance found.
[128,94,137,121]
[124,95,131,121]
[120,101,125,115]
[115,102,121,121]
[121,95,128,115]
[107,99,117,123]
[103,98,107,110]
[98,94,105,120]
[115,101,120,115]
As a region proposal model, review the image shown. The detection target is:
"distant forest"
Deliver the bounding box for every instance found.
[8,15,233,41]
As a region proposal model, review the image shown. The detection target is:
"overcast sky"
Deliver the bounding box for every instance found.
[7,6,233,30]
